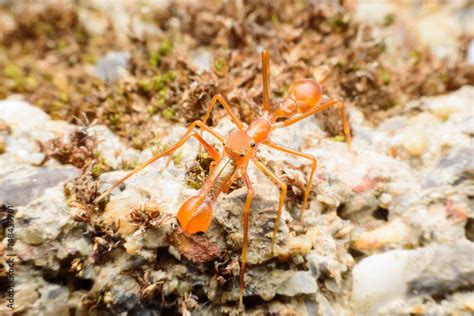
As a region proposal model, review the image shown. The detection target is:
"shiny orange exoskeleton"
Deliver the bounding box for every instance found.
[96,50,352,307]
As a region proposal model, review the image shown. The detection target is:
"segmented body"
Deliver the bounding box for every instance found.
[201,156,236,202]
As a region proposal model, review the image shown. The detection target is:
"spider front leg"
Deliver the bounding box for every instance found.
[263,140,317,219]
[198,94,244,156]
[95,120,223,203]
[262,49,271,112]
[239,168,254,309]
[252,158,287,253]
[202,94,244,129]
[164,120,224,167]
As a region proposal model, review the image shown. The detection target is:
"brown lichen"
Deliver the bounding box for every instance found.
[37,125,98,169]
[168,229,222,264]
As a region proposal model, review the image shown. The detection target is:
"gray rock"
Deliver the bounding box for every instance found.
[352,240,474,315]
[16,185,72,245]
[276,271,318,297]
[0,166,78,206]
[407,241,474,298]
[31,285,69,316]
[95,51,130,82]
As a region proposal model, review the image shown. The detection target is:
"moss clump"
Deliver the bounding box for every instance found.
[383,14,395,27]
[213,57,228,76]
[184,153,214,189]
[4,64,23,80]
[162,107,176,120]
[379,69,391,85]
[159,38,173,56]
[92,154,112,177]
[150,38,173,67]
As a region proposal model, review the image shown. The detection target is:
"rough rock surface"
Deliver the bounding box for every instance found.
[1,84,473,315]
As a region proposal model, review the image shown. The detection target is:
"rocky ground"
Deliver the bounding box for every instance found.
[0,1,473,315]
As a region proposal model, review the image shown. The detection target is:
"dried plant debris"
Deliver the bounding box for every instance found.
[129,203,170,229]
[38,123,98,168]
[0,0,473,315]
[1,0,471,150]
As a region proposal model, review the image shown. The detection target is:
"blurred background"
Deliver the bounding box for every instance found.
[0,0,472,149]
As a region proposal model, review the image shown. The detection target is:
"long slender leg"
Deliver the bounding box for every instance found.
[275,98,352,150]
[165,124,222,167]
[252,159,287,253]
[239,169,254,309]
[202,94,244,130]
[262,49,271,112]
[263,140,317,219]
[95,121,223,203]
[199,94,244,156]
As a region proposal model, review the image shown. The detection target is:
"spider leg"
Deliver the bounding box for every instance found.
[239,169,254,309]
[262,49,271,113]
[96,120,223,203]
[222,170,239,193]
[263,140,317,219]
[252,158,287,253]
[202,94,244,129]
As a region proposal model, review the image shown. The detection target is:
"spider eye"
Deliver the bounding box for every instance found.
[223,142,226,146]
[250,142,256,148]
[240,153,245,157]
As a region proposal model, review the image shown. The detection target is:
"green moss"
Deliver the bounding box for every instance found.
[150,52,160,68]
[383,14,395,27]
[159,37,173,56]
[184,153,213,189]
[138,79,152,93]
[154,97,166,109]
[379,69,391,85]
[164,71,176,81]
[92,154,111,177]
[83,54,97,64]
[149,142,170,157]
[172,152,183,166]
[25,76,38,90]
[152,71,176,91]
[409,50,421,63]
[162,107,176,120]
[4,64,23,79]
[57,39,68,51]
[131,136,144,149]
[333,135,345,143]
[59,92,69,103]
[150,38,173,67]
[186,178,202,190]
[214,58,226,73]
[328,14,349,30]
[49,100,67,119]
[108,112,122,127]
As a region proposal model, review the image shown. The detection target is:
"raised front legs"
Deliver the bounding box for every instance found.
[95,120,223,203]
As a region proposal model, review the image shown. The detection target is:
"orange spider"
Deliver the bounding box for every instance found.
[96,50,352,307]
